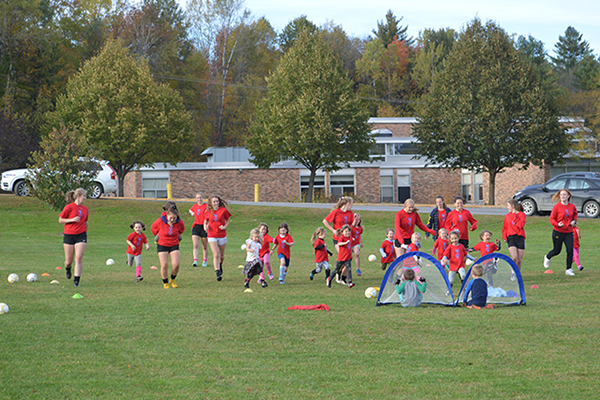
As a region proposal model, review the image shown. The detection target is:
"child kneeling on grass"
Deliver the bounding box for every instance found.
[462,264,496,309]
[395,269,427,307]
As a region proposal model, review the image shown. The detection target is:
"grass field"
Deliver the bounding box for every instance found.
[1,195,599,399]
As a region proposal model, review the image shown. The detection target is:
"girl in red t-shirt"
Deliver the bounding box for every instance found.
[309,227,333,282]
[151,206,185,289]
[58,188,89,287]
[544,189,578,275]
[270,222,294,284]
[327,224,355,289]
[442,230,467,292]
[351,213,364,276]
[394,199,436,257]
[445,197,478,249]
[322,197,354,246]
[432,228,449,262]
[189,192,208,267]
[204,195,232,281]
[126,221,150,282]
[257,223,274,283]
[503,199,527,272]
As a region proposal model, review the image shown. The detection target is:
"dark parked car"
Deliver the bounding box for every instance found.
[513,172,600,218]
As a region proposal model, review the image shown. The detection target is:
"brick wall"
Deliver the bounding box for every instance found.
[489,164,550,205]
[171,168,300,201]
[123,171,141,198]
[355,168,380,203]
[410,168,461,205]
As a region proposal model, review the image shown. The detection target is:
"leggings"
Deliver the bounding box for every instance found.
[573,247,581,268]
[546,230,574,270]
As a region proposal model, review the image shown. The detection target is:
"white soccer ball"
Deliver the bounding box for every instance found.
[364,287,378,299]
[106,258,115,266]
[368,254,377,262]
[27,273,38,282]
[7,273,19,284]
[241,244,247,250]
[465,259,474,267]
[0,303,8,314]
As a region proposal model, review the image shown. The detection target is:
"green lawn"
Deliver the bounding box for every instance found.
[1,195,599,399]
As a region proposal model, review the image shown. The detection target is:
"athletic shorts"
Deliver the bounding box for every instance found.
[208,236,228,246]
[157,244,179,253]
[394,238,411,248]
[506,235,525,250]
[192,224,207,238]
[63,232,87,245]
[353,244,361,251]
[278,254,290,267]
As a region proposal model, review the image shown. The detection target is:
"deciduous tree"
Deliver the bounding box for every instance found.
[246,32,372,202]
[47,40,193,196]
[414,18,569,205]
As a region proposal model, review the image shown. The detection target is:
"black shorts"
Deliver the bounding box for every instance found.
[459,239,469,249]
[506,235,526,250]
[63,232,87,245]
[394,238,411,248]
[157,244,180,253]
[192,224,207,238]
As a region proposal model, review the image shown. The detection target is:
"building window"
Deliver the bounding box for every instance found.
[330,174,355,200]
[462,170,483,203]
[461,170,472,202]
[142,171,169,198]
[380,174,394,203]
[397,173,411,203]
[369,143,386,160]
[387,142,419,155]
[300,175,325,200]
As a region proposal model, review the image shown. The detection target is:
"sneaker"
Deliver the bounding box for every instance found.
[136,276,144,282]
[73,281,79,287]
[543,255,550,269]
[171,278,178,288]
[309,272,314,280]
[216,269,223,281]
[268,273,274,280]
[261,280,268,288]
[244,280,250,289]
[356,268,362,276]
[163,282,170,289]
[335,274,341,284]
[66,268,72,280]
[347,282,355,289]
[326,277,332,288]
[192,261,198,267]
[565,269,575,276]
[279,276,285,284]
[578,265,584,271]
[201,260,208,267]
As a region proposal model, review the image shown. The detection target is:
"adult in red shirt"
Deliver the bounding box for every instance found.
[189,192,208,267]
[322,197,354,245]
[445,196,478,249]
[544,189,578,276]
[151,206,185,289]
[503,199,527,271]
[58,188,89,287]
[204,195,231,281]
[394,199,436,257]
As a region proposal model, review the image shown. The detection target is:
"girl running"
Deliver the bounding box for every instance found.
[432,228,449,263]
[271,222,294,284]
[204,195,231,281]
[189,192,208,267]
[257,223,274,284]
[502,199,526,272]
[544,189,578,276]
[394,199,436,257]
[151,206,185,289]
[327,224,355,288]
[322,197,354,247]
[309,227,332,282]
[126,221,150,282]
[243,228,264,289]
[351,213,363,276]
[58,188,89,287]
[445,197,478,249]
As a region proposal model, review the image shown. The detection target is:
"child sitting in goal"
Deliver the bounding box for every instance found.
[395,269,427,307]
[462,264,496,309]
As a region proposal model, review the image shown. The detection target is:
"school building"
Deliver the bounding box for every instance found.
[122,117,588,205]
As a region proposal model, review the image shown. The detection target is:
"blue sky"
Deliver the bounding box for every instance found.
[236,0,600,58]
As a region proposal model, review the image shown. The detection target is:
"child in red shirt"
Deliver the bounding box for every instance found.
[189,192,208,267]
[442,230,467,294]
[271,222,294,284]
[468,229,501,285]
[351,213,363,276]
[432,228,449,262]
[573,226,583,271]
[309,227,333,282]
[327,224,355,288]
[151,207,185,289]
[126,221,150,282]
[445,197,478,248]
[257,223,274,284]
[380,229,396,270]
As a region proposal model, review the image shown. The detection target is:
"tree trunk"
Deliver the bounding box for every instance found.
[488,169,496,206]
[305,168,317,203]
[117,168,125,198]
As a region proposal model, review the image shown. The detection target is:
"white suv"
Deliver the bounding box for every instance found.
[1,160,117,199]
